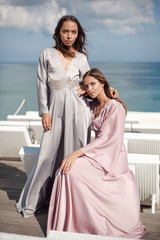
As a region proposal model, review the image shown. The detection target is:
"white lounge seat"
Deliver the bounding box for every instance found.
[124,132,160,157]
[128,153,160,213]
[19,146,40,176]
[0,121,29,127]
[28,121,43,144]
[0,120,43,144]
[126,111,160,124]
[7,110,160,124]
[124,123,160,134]
[124,123,132,132]
[0,126,33,159]
[7,111,41,122]
[130,123,160,134]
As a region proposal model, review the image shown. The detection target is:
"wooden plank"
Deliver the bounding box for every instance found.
[0,183,25,189]
[0,171,26,177]
[0,223,46,237]
[0,160,46,237]
[0,188,23,196]
[0,203,16,210]
[0,210,47,227]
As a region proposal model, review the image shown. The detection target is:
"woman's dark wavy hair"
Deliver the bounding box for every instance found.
[53,15,88,58]
[83,68,127,113]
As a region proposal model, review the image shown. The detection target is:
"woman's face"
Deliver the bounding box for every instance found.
[84,76,104,99]
[59,20,78,48]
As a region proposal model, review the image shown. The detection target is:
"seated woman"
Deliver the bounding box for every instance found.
[47,68,146,238]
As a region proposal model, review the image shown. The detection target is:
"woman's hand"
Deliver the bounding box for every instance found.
[42,113,51,131]
[60,150,84,174]
[111,88,119,98]
[77,86,86,97]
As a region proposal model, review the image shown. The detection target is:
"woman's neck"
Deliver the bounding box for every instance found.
[97,93,111,108]
[58,48,76,59]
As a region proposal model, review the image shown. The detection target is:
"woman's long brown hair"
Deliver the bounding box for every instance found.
[53,15,88,58]
[83,68,127,113]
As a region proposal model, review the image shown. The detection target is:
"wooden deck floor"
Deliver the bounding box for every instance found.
[0,159,160,240]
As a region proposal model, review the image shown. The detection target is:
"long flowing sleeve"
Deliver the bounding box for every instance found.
[37,50,49,117]
[80,101,126,173]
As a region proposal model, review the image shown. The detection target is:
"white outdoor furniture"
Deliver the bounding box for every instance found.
[126,111,160,125]
[124,132,160,157]
[27,121,43,144]
[0,120,43,144]
[7,111,41,122]
[128,153,160,213]
[19,145,40,176]
[0,121,29,127]
[125,123,160,134]
[125,123,132,132]
[0,126,33,159]
[7,110,160,124]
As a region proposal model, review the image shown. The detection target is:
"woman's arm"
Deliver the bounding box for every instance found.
[60,149,84,174]
[80,102,125,173]
[37,50,49,116]
[37,50,51,131]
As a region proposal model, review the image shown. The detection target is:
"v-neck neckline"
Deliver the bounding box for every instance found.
[93,100,112,121]
[55,49,76,74]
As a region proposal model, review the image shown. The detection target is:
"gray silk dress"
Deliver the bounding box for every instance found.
[16,48,91,218]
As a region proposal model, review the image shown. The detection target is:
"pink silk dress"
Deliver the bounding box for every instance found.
[47,99,146,238]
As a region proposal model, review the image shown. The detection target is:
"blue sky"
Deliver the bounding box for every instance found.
[0,0,160,62]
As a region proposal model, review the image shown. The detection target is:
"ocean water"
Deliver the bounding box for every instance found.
[0,62,160,120]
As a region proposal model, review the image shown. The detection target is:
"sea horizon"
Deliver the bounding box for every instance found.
[1,60,160,64]
[0,61,160,121]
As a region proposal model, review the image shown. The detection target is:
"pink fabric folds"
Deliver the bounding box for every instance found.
[47,100,146,238]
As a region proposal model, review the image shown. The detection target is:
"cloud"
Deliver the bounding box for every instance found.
[0,0,155,35]
[86,0,155,35]
[1,0,48,7]
[58,0,155,35]
[0,0,66,33]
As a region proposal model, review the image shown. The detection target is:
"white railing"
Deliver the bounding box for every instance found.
[14,98,26,115]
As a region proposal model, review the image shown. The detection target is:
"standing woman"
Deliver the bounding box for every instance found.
[16,15,91,218]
